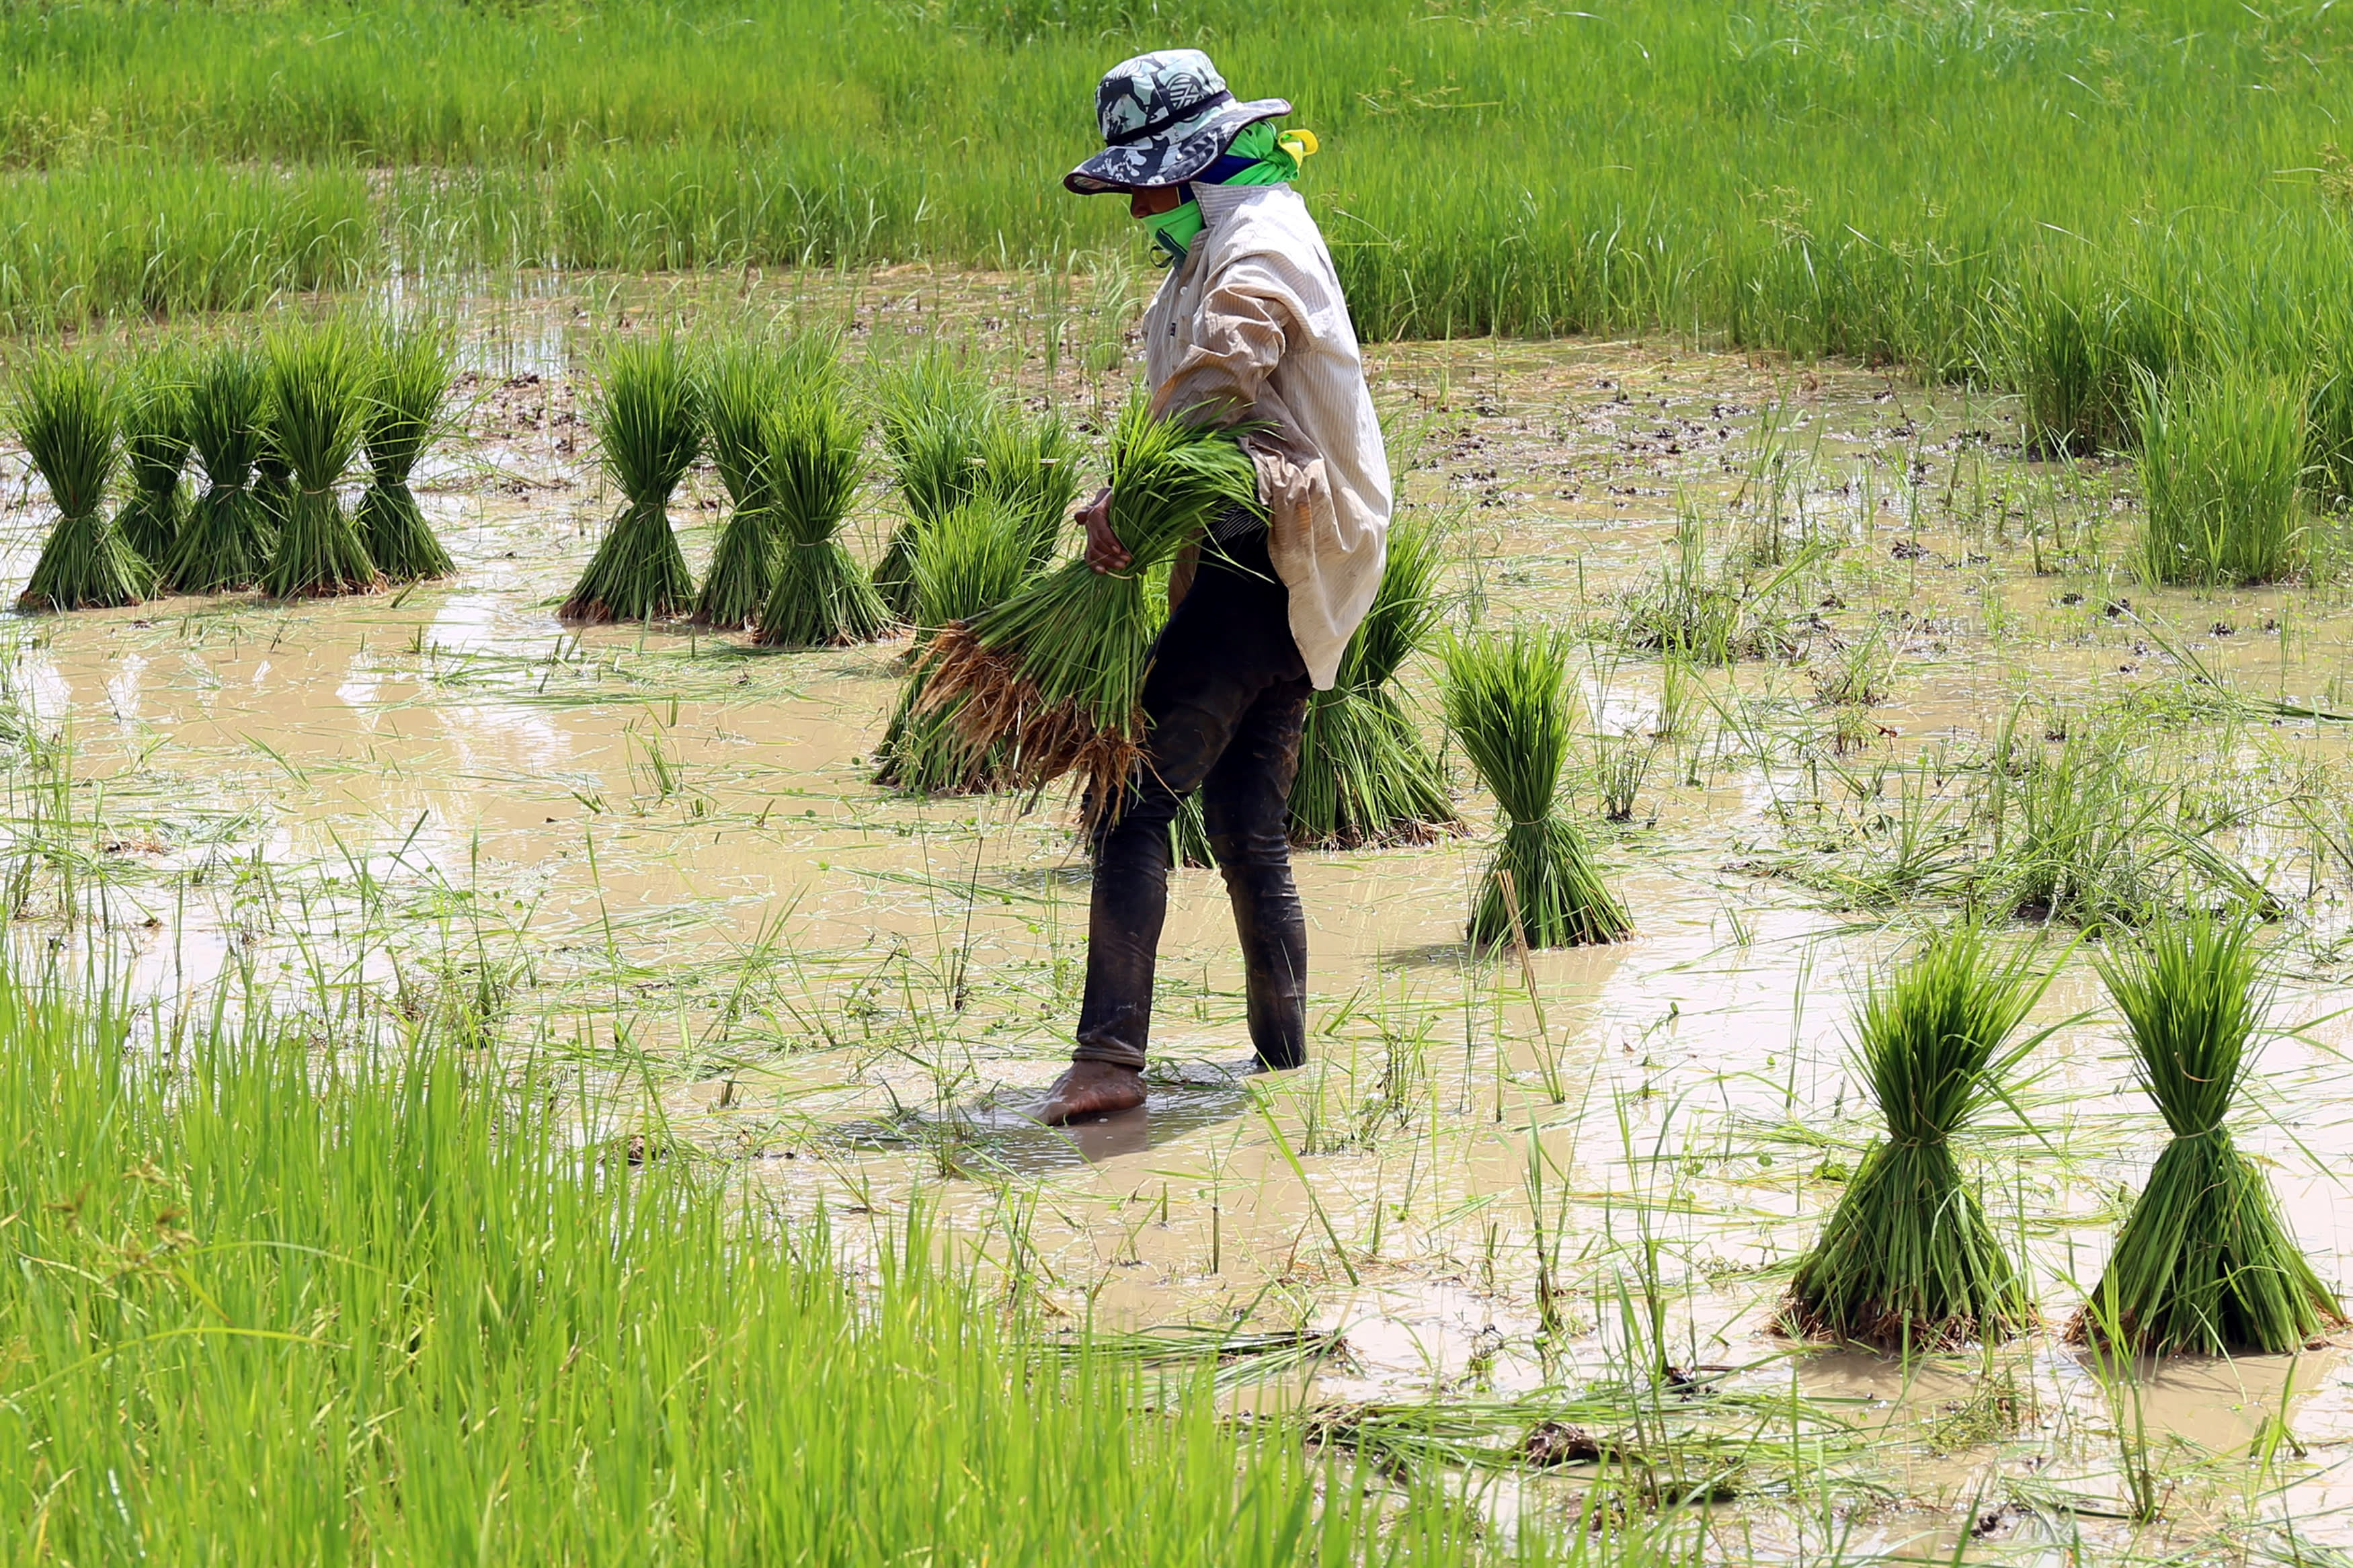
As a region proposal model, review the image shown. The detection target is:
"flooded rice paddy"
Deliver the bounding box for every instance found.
[12,267,2353,1559]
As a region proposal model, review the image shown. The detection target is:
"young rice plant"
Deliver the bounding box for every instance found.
[163,343,274,594]
[262,322,381,598]
[561,336,701,624]
[754,387,889,649]
[356,324,458,582]
[115,348,194,567]
[12,351,149,612]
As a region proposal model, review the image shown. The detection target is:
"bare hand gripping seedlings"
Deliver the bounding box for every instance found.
[163,344,273,594]
[1441,625,1629,948]
[2075,913,2344,1355]
[560,337,701,625]
[13,352,150,613]
[356,325,458,583]
[914,403,1265,812]
[875,494,1035,794]
[115,351,194,568]
[753,387,890,650]
[1784,927,2050,1350]
[262,323,382,600]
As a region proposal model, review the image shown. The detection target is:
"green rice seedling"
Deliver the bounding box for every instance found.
[2305,299,2353,513]
[754,388,889,649]
[917,403,1261,808]
[560,336,701,623]
[1991,729,2169,927]
[873,354,995,618]
[262,321,381,598]
[11,352,147,612]
[975,408,1080,569]
[163,343,273,593]
[2011,278,2176,457]
[1291,507,1460,848]
[114,349,194,566]
[2136,366,2306,586]
[1441,625,1630,947]
[875,494,1031,793]
[355,323,458,581]
[1613,504,1808,665]
[2078,913,2344,1355]
[690,339,788,628]
[253,414,292,546]
[1784,926,2052,1349]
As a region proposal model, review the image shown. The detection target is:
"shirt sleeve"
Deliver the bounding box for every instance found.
[1150,254,1308,426]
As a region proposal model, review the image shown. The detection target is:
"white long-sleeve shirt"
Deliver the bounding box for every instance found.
[1143,181,1392,690]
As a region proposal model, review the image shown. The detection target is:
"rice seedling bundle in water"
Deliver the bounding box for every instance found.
[2136,366,2305,586]
[690,340,787,628]
[163,344,273,593]
[875,495,1032,793]
[916,404,1263,808]
[2079,914,2343,1354]
[754,389,889,649]
[1784,927,2048,1349]
[974,410,1080,570]
[114,352,193,567]
[560,337,701,624]
[12,352,149,612]
[873,356,994,618]
[1441,626,1629,947]
[1291,507,1459,848]
[262,323,380,598]
[356,325,457,582]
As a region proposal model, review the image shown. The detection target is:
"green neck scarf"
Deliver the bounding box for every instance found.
[1142,123,1317,267]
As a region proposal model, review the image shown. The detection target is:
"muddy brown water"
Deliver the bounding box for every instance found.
[9,265,2353,1556]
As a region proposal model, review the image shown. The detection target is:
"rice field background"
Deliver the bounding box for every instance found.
[13,0,2353,1561]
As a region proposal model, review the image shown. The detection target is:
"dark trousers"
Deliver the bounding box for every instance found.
[1074,532,1312,1073]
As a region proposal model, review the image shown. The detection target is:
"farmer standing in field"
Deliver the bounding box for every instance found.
[1039,50,1392,1125]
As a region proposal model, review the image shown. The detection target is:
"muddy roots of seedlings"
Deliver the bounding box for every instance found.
[1783,927,2046,1350]
[13,352,149,612]
[2070,913,2345,1355]
[876,496,1032,792]
[913,622,1146,807]
[357,327,458,582]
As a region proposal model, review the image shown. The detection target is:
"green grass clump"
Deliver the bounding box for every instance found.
[0,966,1497,1561]
[12,352,149,612]
[2136,366,2306,587]
[561,336,701,624]
[2079,914,2344,1356]
[916,403,1262,809]
[753,386,889,649]
[1784,927,2049,1350]
[115,350,194,566]
[262,322,381,598]
[163,343,274,593]
[872,354,994,619]
[691,339,789,628]
[356,324,458,581]
[875,494,1031,793]
[1441,625,1629,948]
[1291,508,1459,849]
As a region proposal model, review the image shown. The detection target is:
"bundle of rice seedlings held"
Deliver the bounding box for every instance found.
[12,352,149,612]
[875,494,1032,792]
[1441,626,1628,946]
[2076,913,2343,1354]
[1293,507,1459,848]
[561,337,701,624]
[116,350,193,566]
[917,403,1263,810]
[356,325,458,582]
[754,380,889,649]
[163,344,273,593]
[1784,927,2052,1348]
[263,323,380,598]
[690,340,787,628]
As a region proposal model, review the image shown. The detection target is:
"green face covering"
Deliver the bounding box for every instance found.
[1140,123,1318,267]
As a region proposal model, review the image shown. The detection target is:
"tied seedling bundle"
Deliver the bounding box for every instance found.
[263,323,381,599]
[873,355,994,618]
[691,341,788,628]
[918,404,1263,808]
[13,352,149,612]
[1441,626,1629,947]
[561,337,701,624]
[116,350,194,566]
[1291,507,1459,848]
[1784,927,2051,1348]
[2077,913,2344,1354]
[356,325,458,582]
[875,495,1033,793]
[164,344,273,593]
[754,388,889,649]
[975,411,1079,571]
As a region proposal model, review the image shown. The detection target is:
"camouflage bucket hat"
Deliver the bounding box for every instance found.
[1065,49,1291,195]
